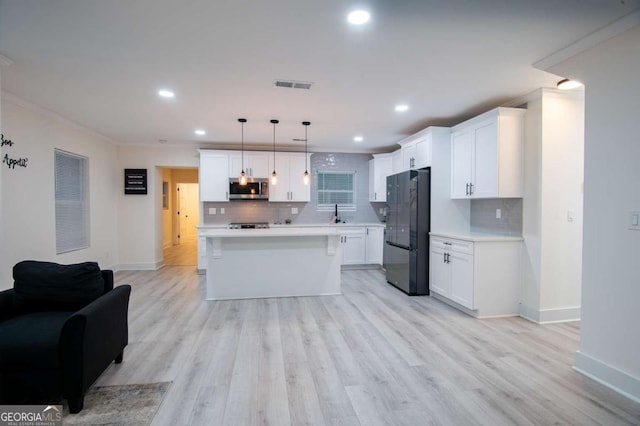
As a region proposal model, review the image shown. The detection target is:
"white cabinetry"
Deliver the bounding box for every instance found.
[451,107,525,199]
[365,226,384,265]
[391,149,402,174]
[199,150,230,202]
[369,154,392,202]
[341,228,366,265]
[229,152,269,178]
[396,128,436,171]
[269,153,311,202]
[429,234,521,317]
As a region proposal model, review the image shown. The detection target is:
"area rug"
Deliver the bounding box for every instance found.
[62,382,171,425]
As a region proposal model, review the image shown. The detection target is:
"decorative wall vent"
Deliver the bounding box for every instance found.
[274,79,314,90]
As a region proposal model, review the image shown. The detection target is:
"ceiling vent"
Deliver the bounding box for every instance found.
[274,79,313,90]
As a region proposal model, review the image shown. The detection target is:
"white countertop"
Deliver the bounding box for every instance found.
[429,231,524,242]
[198,222,385,230]
[198,226,342,238]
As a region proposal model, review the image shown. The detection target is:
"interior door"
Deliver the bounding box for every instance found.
[178,183,199,242]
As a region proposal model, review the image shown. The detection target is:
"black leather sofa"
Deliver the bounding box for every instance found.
[0,261,131,413]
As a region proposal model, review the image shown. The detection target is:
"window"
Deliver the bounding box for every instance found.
[317,171,356,211]
[162,181,169,209]
[55,149,89,254]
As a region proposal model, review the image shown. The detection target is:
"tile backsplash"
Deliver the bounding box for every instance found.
[470,198,523,236]
[203,153,385,225]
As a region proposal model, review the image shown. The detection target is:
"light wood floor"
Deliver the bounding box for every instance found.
[95,267,640,425]
[163,239,197,266]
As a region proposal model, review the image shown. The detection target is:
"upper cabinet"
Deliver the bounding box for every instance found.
[395,128,436,172]
[369,153,393,202]
[268,153,311,202]
[229,151,269,179]
[199,150,230,202]
[450,107,525,199]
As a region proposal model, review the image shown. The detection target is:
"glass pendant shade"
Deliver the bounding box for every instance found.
[238,118,247,185]
[271,119,278,185]
[302,121,311,185]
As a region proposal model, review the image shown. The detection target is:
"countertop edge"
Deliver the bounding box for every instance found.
[429,231,524,242]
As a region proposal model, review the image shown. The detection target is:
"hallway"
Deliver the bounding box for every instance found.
[163,239,197,266]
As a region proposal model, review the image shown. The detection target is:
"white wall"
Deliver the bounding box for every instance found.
[117,146,199,269]
[0,96,119,289]
[520,89,584,323]
[549,25,640,402]
[539,90,584,315]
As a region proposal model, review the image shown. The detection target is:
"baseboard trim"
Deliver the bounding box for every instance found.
[574,351,640,404]
[518,304,581,324]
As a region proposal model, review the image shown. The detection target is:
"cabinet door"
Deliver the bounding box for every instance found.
[365,227,384,264]
[401,142,416,170]
[268,155,290,202]
[451,130,473,198]
[342,233,366,265]
[228,154,243,178]
[391,149,403,174]
[369,157,392,202]
[288,153,311,202]
[472,121,498,198]
[247,153,269,178]
[429,246,450,296]
[414,135,432,169]
[450,251,474,309]
[200,153,229,201]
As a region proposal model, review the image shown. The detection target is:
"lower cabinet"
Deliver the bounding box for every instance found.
[429,235,521,317]
[341,229,366,265]
[340,226,384,266]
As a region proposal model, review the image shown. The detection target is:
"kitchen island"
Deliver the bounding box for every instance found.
[198,226,343,300]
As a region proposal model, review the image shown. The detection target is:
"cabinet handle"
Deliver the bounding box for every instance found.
[226,191,228,200]
[446,253,450,263]
[465,183,469,196]
[444,242,452,246]
[366,228,369,235]
[374,192,377,200]
[469,183,474,195]
[443,252,447,263]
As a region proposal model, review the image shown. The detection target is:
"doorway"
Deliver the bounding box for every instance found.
[161,168,199,266]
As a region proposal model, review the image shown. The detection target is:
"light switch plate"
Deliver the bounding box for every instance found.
[209,208,216,215]
[567,210,575,222]
[495,209,501,219]
[220,208,225,214]
[630,211,640,230]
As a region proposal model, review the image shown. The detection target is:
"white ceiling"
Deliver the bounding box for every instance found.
[0,0,638,153]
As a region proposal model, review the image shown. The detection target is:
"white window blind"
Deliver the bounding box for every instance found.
[55,149,89,254]
[317,171,356,211]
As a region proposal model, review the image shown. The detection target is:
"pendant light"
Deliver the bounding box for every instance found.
[302,121,311,185]
[270,119,279,185]
[238,118,247,186]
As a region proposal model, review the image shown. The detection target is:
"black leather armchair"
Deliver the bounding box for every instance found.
[0,261,131,413]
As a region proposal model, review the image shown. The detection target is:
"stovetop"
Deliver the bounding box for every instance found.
[228,222,270,229]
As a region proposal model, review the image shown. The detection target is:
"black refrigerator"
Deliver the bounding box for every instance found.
[383,169,430,295]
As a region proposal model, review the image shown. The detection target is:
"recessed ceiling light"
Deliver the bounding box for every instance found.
[354,136,364,142]
[347,10,370,25]
[194,129,206,136]
[158,89,175,98]
[395,104,409,112]
[557,79,583,90]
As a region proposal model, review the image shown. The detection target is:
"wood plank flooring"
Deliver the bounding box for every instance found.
[163,239,197,266]
[94,267,640,425]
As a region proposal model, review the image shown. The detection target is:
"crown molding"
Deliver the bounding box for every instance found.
[534,8,640,71]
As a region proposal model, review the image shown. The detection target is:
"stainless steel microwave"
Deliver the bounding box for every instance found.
[228,178,269,200]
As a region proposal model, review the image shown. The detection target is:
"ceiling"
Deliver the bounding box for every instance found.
[0,0,638,153]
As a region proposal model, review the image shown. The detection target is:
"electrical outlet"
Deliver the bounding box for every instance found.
[291,207,298,214]
[220,208,225,214]
[495,209,501,219]
[209,208,216,215]
[567,210,575,222]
